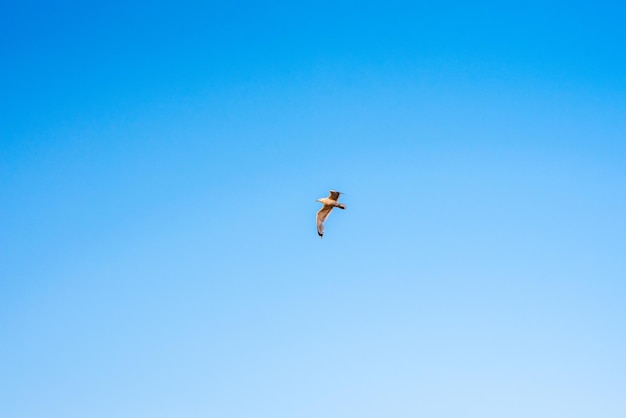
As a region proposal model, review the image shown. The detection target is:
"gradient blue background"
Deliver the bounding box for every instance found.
[2,1,625,417]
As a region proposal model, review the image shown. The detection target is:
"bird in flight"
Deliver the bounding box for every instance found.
[316,190,346,238]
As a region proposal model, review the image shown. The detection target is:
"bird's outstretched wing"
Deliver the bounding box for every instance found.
[328,190,341,200]
[316,205,334,237]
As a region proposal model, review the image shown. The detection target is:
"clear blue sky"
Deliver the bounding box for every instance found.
[2,1,625,417]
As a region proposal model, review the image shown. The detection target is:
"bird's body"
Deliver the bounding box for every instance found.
[316,190,345,238]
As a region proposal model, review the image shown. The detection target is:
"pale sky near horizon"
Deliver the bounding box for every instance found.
[2,1,626,417]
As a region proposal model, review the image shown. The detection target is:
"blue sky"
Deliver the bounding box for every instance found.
[2,1,626,417]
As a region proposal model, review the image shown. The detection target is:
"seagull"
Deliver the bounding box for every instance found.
[316,190,346,238]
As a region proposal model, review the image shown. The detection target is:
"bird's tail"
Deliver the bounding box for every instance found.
[337,203,346,209]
